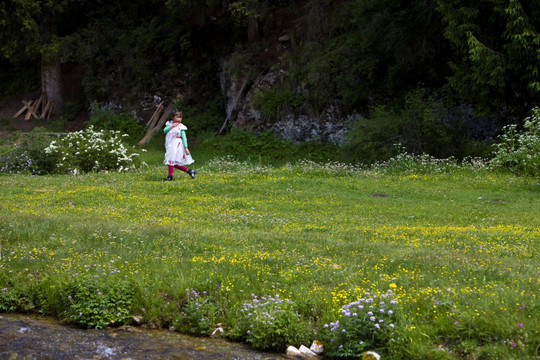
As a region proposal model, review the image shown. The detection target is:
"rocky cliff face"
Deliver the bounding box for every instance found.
[220,61,354,145]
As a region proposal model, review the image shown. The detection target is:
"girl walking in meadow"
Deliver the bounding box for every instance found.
[163,109,196,181]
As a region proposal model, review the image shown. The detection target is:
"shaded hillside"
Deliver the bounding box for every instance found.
[1,0,538,162]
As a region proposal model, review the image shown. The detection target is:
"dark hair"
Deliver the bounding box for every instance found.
[171,109,183,118]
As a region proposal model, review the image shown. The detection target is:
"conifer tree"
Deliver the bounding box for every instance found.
[435,0,540,115]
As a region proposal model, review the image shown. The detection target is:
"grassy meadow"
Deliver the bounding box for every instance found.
[1,141,539,359]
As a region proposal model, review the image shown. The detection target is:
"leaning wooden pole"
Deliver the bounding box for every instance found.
[137,103,173,146]
[146,101,164,127]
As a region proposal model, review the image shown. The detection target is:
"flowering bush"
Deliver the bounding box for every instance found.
[492,107,540,177]
[44,126,141,174]
[0,128,56,174]
[203,155,273,174]
[175,289,221,335]
[233,294,312,350]
[322,290,401,358]
[371,145,490,175]
[0,148,37,175]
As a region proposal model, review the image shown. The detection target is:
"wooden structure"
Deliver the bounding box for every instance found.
[138,95,182,146]
[13,93,54,120]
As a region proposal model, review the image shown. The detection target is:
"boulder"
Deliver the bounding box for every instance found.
[363,351,381,360]
[310,340,324,354]
[286,346,302,356]
[299,344,317,356]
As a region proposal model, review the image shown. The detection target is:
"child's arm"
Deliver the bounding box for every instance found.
[163,121,173,134]
[181,129,188,148]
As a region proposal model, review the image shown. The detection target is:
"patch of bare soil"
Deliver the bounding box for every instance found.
[0,97,89,136]
[0,65,89,137]
[0,91,40,134]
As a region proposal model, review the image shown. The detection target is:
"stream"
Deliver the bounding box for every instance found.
[0,313,290,359]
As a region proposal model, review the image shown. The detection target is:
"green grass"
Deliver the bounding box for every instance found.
[0,145,539,359]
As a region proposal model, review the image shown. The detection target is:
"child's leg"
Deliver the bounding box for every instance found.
[168,165,175,176]
[174,165,188,172]
[174,164,195,179]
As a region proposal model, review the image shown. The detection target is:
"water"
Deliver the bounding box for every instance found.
[0,314,288,360]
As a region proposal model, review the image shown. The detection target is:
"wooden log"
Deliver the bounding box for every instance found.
[137,103,173,146]
[13,100,33,119]
[40,100,54,119]
[138,104,163,146]
[45,100,54,119]
[146,101,164,127]
[154,103,173,131]
[37,93,48,118]
[24,100,39,121]
[41,100,53,119]
[33,94,44,117]
[137,130,155,147]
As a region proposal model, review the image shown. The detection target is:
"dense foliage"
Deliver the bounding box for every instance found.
[284,0,449,112]
[62,277,135,329]
[0,128,55,175]
[435,0,540,115]
[1,0,539,162]
[340,89,484,164]
[86,107,146,138]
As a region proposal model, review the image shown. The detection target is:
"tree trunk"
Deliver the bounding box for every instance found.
[41,55,64,117]
[247,18,259,42]
[40,4,64,117]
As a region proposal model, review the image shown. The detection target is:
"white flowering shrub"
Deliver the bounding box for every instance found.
[44,126,141,174]
[492,108,540,177]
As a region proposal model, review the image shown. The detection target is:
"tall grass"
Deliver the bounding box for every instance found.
[0,146,539,359]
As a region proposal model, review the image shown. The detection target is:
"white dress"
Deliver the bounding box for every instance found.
[163,122,194,166]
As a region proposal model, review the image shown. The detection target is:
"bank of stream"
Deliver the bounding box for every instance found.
[0,313,290,359]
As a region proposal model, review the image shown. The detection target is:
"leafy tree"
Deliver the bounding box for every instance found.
[347,0,449,94]
[226,0,300,41]
[435,0,540,116]
[288,0,449,113]
[0,0,87,115]
[0,0,170,111]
